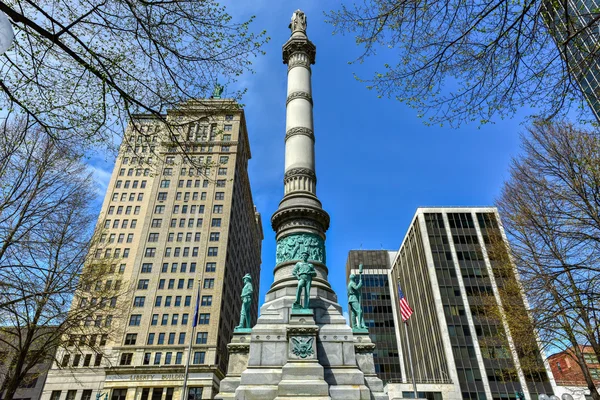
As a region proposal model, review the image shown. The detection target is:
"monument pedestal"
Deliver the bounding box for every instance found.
[216,332,251,398]
[216,288,387,400]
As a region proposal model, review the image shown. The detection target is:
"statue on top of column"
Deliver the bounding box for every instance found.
[289,10,307,33]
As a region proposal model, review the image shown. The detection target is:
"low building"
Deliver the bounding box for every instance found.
[548,346,600,400]
[0,327,58,400]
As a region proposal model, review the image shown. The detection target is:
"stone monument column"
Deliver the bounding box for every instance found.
[271,7,333,298]
[216,10,387,400]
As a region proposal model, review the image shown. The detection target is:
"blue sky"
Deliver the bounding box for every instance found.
[89,1,532,312]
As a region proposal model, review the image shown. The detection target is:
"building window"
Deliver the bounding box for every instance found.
[129,315,142,326]
[151,314,158,325]
[133,296,145,307]
[218,168,227,176]
[141,263,152,273]
[584,354,599,364]
[198,313,210,324]
[209,232,220,241]
[82,390,93,400]
[193,351,206,364]
[216,180,226,187]
[143,353,151,365]
[201,295,212,306]
[154,352,162,365]
[196,332,208,344]
[211,218,221,227]
[148,233,159,242]
[137,279,149,289]
[119,353,132,366]
[51,392,62,400]
[158,333,166,344]
[112,389,128,400]
[125,333,137,345]
[145,248,156,257]
[207,247,218,256]
[215,192,225,200]
[176,352,183,365]
[203,279,214,289]
[205,262,216,272]
[213,205,223,214]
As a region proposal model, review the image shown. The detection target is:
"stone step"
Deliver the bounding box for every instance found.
[277,379,330,397]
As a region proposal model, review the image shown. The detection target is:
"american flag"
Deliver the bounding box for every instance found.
[397,283,414,322]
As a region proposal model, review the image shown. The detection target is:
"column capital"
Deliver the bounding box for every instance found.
[282,36,316,65]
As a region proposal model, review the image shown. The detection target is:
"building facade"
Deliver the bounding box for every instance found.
[349,207,558,400]
[0,328,58,400]
[548,346,600,399]
[41,99,263,400]
[542,0,600,123]
[345,250,401,383]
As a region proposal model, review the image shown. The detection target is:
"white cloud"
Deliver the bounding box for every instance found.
[88,163,113,196]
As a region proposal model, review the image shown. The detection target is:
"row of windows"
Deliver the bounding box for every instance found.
[79,297,117,308]
[155,204,223,215]
[66,334,108,347]
[61,353,102,368]
[82,315,113,327]
[137,279,196,290]
[134,294,210,308]
[101,233,134,243]
[129,313,211,326]
[144,247,218,258]
[153,217,222,228]
[118,168,151,177]
[157,179,227,189]
[107,205,141,215]
[165,154,229,165]
[140,262,216,274]
[163,167,228,176]
[156,191,225,202]
[94,248,130,258]
[122,350,205,366]
[103,219,137,229]
[114,180,147,189]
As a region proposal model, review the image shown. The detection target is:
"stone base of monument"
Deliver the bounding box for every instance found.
[216,332,252,399]
[215,288,387,400]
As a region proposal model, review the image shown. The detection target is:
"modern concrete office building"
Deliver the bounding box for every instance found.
[348,207,558,400]
[41,99,263,400]
[542,0,600,123]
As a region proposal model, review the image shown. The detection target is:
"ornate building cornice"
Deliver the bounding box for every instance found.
[285,127,314,141]
[286,91,313,106]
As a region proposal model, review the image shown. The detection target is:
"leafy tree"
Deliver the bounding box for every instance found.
[497,120,600,399]
[327,1,600,126]
[0,0,267,152]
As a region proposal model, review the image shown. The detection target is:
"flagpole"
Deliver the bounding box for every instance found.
[404,320,418,399]
[181,281,201,400]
